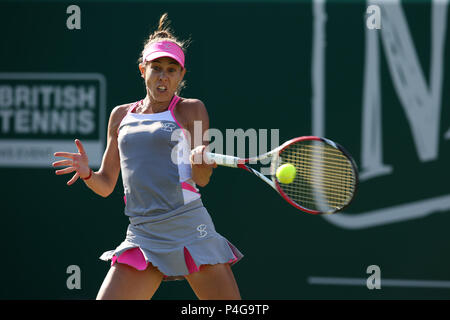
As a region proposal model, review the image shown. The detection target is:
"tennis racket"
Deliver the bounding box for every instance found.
[204,136,358,214]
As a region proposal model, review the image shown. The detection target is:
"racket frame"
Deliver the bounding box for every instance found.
[204,136,359,214]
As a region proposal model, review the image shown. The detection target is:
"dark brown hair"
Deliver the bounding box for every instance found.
[139,13,190,94]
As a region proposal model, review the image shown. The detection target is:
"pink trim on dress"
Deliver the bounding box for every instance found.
[111,247,237,278]
[110,246,200,274]
[168,96,189,141]
[111,247,148,271]
[183,246,237,274]
[183,247,199,273]
[181,181,199,194]
[129,100,141,113]
[111,246,238,275]
[167,95,178,111]
[117,100,142,136]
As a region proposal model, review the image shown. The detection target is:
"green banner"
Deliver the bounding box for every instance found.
[0,0,449,299]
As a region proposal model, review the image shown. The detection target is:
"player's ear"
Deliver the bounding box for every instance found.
[138,63,146,78]
[180,67,186,79]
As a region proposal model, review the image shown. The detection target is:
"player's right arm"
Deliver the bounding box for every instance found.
[53,104,130,197]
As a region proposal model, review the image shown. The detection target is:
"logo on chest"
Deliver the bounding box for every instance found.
[161,122,177,132]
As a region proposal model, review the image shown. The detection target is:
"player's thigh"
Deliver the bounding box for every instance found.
[185,263,241,300]
[96,262,164,300]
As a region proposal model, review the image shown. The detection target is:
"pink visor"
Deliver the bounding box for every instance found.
[142,40,185,68]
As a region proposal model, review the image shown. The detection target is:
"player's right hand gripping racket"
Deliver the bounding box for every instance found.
[204,136,358,214]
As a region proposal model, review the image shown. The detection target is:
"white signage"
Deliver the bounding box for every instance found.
[0,73,106,168]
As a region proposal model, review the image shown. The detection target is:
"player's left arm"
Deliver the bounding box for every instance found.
[182,99,217,187]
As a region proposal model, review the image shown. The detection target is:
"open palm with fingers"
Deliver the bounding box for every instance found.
[53,139,91,185]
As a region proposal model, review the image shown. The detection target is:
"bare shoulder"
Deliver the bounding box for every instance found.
[179,98,206,108]
[111,103,133,119]
[178,98,208,120]
[108,102,134,134]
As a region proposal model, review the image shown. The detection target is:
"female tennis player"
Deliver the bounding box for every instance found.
[52,13,243,300]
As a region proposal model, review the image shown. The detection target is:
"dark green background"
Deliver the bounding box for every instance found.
[0,0,449,299]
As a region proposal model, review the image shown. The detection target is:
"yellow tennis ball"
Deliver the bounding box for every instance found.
[276,163,296,184]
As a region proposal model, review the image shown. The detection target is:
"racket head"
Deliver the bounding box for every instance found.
[271,136,359,214]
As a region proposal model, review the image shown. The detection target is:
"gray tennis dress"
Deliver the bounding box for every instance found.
[99,95,243,280]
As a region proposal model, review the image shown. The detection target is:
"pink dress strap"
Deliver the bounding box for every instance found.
[168,96,189,142]
[129,100,142,113]
[168,95,180,112]
[117,100,142,136]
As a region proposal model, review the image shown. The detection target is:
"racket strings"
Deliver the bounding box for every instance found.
[285,152,353,208]
[296,162,354,179]
[277,141,356,213]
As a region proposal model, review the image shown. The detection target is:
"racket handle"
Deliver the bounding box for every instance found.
[204,152,240,168]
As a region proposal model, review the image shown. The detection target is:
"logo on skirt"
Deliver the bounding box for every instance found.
[197,224,207,238]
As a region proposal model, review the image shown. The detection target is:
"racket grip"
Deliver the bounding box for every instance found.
[204,152,240,168]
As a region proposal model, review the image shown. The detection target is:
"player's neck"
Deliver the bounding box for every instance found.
[141,96,172,114]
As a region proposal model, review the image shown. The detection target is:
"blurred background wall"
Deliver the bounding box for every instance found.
[0,0,449,299]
